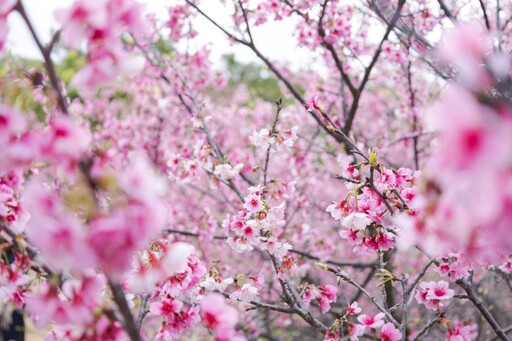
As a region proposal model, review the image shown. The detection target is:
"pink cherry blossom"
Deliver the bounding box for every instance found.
[243,193,264,213]
[304,95,319,112]
[416,281,454,310]
[357,312,385,330]
[23,181,95,273]
[379,322,402,341]
[342,212,371,231]
[229,283,258,302]
[41,115,91,163]
[424,281,455,301]
[0,0,15,51]
[326,201,345,221]
[446,321,477,341]
[55,0,109,48]
[347,301,361,315]
[200,293,241,338]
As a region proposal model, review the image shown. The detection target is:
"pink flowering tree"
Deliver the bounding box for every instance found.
[0,0,512,340]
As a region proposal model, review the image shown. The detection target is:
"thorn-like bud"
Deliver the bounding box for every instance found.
[368,148,378,167]
[315,262,329,271]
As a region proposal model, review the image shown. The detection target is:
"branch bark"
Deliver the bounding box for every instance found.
[109,281,142,341]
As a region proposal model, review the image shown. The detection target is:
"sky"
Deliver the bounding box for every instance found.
[6,0,317,70]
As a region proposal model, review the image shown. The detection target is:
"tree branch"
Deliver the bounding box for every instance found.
[109,281,142,341]
[343,0,405,134]
[479,0,491,30]
[14,0,68,114]
[456,278,511,341]
[135,293,150,331]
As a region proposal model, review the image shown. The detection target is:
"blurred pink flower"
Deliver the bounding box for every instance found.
[380,322,402,341]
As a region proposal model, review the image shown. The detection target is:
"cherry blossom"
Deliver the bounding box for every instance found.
[445,321,478,341]
[200,293,243,340]
[415,281,455,310]
[347,301,362,316]
[379,322,402,341]
[357,312,385,331]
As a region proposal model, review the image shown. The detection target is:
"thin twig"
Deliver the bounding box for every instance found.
[337,270,400,327]
[237,0,254,43]
[405,258,436,299]
[410,313,443,341]
[479,0,491,30]
[263,99,282,188]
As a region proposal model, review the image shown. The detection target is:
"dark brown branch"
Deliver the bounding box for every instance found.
[365,178,394,215]
[343,0,405,134]
[437,0,455,19]
[350,267,377,303]
[166,228,226,240]
[502,15,512,31]
[246,300,294,314]
[415,247,509,341]
[492,325,512,341]
[456,278,511,341]
[15,0,68,114]
[405,258,435,299]
[400,274,408,341]
[109,281,142,341]
[280,0,307,19]
[269,255,328,334]
[479,0,491,30]
[291,248,377,268]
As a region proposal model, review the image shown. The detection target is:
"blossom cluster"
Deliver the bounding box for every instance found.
[302,284,338,314]
[56,0,148,89]
[223,185,293,262]
[326,156,419,254]
[396,24,512,266]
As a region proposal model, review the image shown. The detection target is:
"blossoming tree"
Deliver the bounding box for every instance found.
[0,0,511,340]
